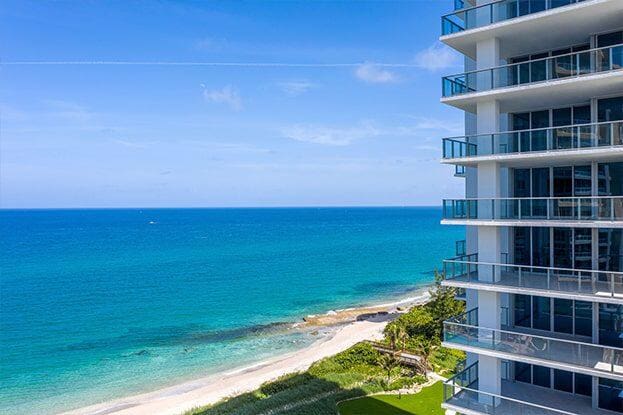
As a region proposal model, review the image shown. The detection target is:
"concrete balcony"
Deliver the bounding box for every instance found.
[441,0,623,60]
[441,197,623,228]
[442,258,623,304]
[441,121,623,167]
[443,309,623,380]
[443,364,607,415]
[440,44,623,113]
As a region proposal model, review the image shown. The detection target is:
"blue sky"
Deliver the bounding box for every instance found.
[0,0,464,208]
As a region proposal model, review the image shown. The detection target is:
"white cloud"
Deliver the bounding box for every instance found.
[43,100,95,122]
[414,42,461,71]
[277,80,317,96]
[407,116,463,134]
[195,37,227,51]
[201,85,243,111]
[281,115,464,147]
[354,63,398,84]
[112,139,152,149]
[281,122,380,146]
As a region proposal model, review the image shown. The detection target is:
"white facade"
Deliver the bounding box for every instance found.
[439,1,623,414]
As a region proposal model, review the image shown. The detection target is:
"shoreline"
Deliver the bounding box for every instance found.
[62,287,432,415]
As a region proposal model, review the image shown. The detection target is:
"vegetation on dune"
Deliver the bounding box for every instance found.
[185,343,423,415]
[185,271,464,415]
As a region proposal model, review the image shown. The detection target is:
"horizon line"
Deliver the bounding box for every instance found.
[1,60,426,67]
[0,205,442,210]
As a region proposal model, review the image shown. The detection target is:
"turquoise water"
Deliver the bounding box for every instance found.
[0,207,461,414]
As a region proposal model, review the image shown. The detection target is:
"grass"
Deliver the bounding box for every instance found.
[337,382,444,415]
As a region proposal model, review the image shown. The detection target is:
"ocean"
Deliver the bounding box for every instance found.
[0,207,462,414]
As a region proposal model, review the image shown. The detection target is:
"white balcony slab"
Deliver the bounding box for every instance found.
[441,146,623,168]
[441,219,623,229]
[441,70,623,113]
[443,329,623,381]
[444,379,606,415]
[441,269,623,305]
[441,0,623,60]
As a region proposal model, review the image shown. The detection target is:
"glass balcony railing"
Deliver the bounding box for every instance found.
[443,257,623,299]
[454,165,466,176]
[442,197,623,221]
[444,308,623,377]
[442,120,623,160]
[455,239,467,256]
[444,363,585,414]
[442,0,589,36]
[442,43,623,97]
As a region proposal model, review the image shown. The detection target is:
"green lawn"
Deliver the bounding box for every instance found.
[337,382,444,415]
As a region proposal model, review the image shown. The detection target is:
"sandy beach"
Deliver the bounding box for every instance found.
[63,290,430,415]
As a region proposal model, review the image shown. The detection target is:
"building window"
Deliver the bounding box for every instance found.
[574,228,592,270]
[513,295,592,337]
[554,299,573,334]
[599,378,623,413]
[553,166,573,197]
[554,228,573,269]
[515,363,593,398]
[598,97,623,122]
[532,227,550,268]
[533,365,551,388]
[514,227,531,266]
[554,369,573,393]
[599,229,623,273]
[515,361,532,383]
[575,373,592,397]
[598,163,623,197]
[532,296,551,331]
[599,304,623,348]
[597,31,623,48]
[515,294,532,328]
[574,301,593,337]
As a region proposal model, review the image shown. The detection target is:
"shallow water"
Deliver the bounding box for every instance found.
[0,207,462,414]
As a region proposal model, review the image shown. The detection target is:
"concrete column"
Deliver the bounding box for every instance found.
[476,37,500,94]
[477,274,502,404]
[479,290,501,330]
[478,355,502,405]
[466,288,478,312]
[592,376,599,408]
[478,227,503,282]
[464,58,479,258]
[474,30,503,408]
[592,302,599,344]
[477,101,500,155]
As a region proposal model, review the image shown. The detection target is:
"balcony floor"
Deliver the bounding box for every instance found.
[446,379,605,415]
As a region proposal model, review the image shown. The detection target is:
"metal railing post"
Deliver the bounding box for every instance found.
[546,199,550,220]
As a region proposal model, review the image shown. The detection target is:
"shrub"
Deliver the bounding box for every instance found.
[330,342,380,368]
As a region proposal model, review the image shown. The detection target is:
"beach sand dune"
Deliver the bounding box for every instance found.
[64,292,430,415]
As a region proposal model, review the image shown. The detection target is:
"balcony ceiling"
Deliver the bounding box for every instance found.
[441,0,623,60]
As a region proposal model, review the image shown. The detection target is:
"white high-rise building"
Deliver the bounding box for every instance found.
[438,1,623,413]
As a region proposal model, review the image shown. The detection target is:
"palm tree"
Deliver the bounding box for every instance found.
[386,324,400,350]
[378,353,400,388]
[396,325,408,352]
[386,324,408,351]
[413,337,435,379]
